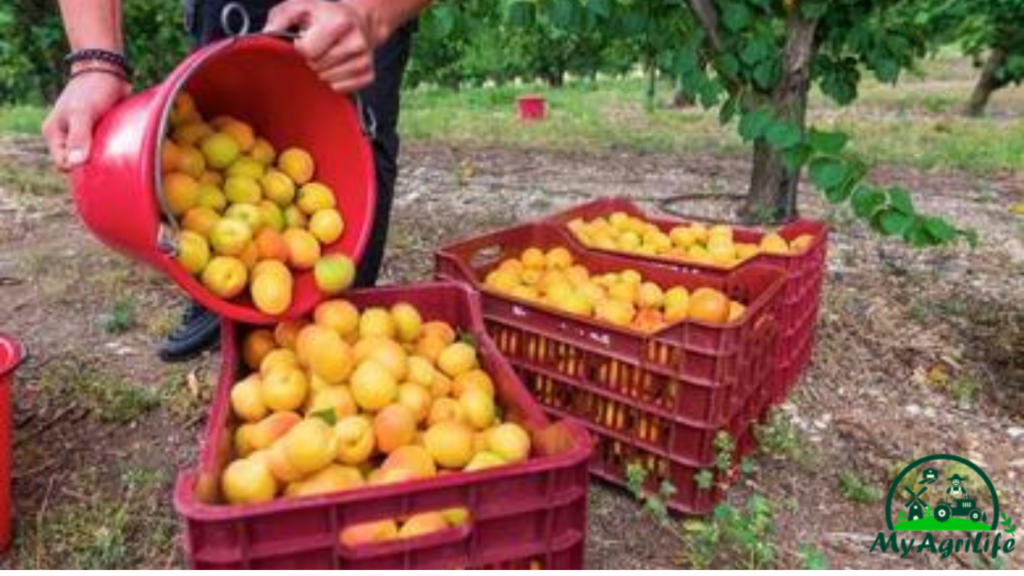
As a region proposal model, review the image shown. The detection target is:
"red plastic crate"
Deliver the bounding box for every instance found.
[435,224,785,514]
[545,197,828,409]
[174,282,592,569]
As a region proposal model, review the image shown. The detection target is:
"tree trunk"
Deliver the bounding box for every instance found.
[741,15,818,224]
[964,48,1008,117]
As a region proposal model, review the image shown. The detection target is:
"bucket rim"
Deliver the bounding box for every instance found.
[0,332,26,378]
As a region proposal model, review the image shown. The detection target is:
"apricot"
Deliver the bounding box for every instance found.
[297,182,336,215]
[487,423,531,464]
[234,423,257,458]
[424,421,475,469]
[278,147,315,185]
[354,337,408,381]
[201,256,248,299]
[314,299,360,339]
[390,302,422,343]
[309,208,345,244]
[226,156,265,180]
[196,183,227,213]
[170,92,198,126]
[163,172,200,217]
[250,137,276,165]
[273,320,308,351]
[306,385,358,421]
[253,228,289,262]
[175,230,210,275]
[258,200,285,232]
[688,287,730,324]
[214,117,256,151]
[760,232,789,256]
[267,441,305,483]
[231,374,268,423]
[201,132,240,170]
[209,218,252,257]
[359,307,396,340]
[465,451,506,472]
[238,241,260,270]
[285,464,363,498]
[282,229,321,270]
[406,356,437,388]
[459,389,495,430]
[334,415,375,465]
[452,369,495,397]
[260,169,296,206]
[442,507,470,526]
[251,266,293,315]
[284,205,308,229]
[637,282,665,309]
[339,519,398,548]
[249,411,302,451]
[295,324,354,385]
[260,366,308,412]
[314,255,355,295]
[728,301,746,322]
[224,175,262,205]
[414,336,447,365]
[437,342,478,378]
[242,329,276,370]
[397,383,432,423]
[281,418,337,475]
[398,512,449,539]
[172,122,213,147]
[350,360,398,411]
[182,206,220,238]
[373,404,417,454]
[222,458,276,504]
[382,445,436,479]
[428,397,463,426]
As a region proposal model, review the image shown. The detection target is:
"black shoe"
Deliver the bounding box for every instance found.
[158,302,221,363]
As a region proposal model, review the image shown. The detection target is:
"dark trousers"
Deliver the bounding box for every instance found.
[187,0,413,287]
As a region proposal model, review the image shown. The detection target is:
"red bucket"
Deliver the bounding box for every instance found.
[517,95,546,121]
[70,35,377,324]
[0,333,24,552]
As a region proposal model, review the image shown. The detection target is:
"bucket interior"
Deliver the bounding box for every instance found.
[156,36,376,323]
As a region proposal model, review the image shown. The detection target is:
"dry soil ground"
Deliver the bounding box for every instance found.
[0,76,1022,569]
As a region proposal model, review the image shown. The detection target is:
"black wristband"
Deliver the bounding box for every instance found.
[64,49,133,78]
[68,66,130,84]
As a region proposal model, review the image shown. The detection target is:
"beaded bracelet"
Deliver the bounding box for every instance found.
[68,66,131,84]
[63,49,133,78]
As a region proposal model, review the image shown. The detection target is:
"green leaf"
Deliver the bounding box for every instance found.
[765,121,802,149]
[905,218,935,247]
[808,157,849,190]
[507,1,535,27]
[800,0,829,19]
[738,109,774,142]
[458,329,478,349]
[695,469,715,490]
[719,94,739,125]
[310,408,337,426]
[875,209,914,236]
[781,145,811,172]
[923,216,957,242]
[587,0,611,19]
[740,37,771,66]
[807,128,848,155]
[721,3,751,31]
[752,60,779,90]
[549,0,578,28]
[851,186,885,218]
[887,187,914,214]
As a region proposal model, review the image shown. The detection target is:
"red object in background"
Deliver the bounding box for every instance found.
[70,34,377,325]
[435,223,785,514]
[544,197,828,412]
[174,282,592,569]
[517,95,546,121]
[0,334,25,552]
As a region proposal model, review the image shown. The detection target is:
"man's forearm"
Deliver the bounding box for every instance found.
[58,0,124,53]
[349,0,433,46]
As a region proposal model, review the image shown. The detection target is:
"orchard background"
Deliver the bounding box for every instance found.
[0,0,1021,569]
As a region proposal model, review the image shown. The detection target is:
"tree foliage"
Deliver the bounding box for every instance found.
[0,0,189,103]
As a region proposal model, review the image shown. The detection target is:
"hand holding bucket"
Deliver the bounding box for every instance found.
[70,31,377,324]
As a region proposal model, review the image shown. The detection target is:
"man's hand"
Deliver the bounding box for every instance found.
[264,0,378,94]
[42,72,130,171]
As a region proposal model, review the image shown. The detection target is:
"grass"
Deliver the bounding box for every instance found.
[839,470,885,504]
[13,469,176,569]
[0,104,46,134]
[0,157,64,196]
[39,360,163,424]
